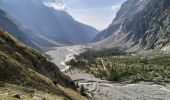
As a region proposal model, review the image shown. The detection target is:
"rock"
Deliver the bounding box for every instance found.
[14,94,21,99]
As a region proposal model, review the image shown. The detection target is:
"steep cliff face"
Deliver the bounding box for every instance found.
[94,0,170,51]
[0,0,98,45]
[0,29,86,100]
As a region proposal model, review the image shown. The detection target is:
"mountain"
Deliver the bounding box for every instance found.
[0,0,98,45]
[93,0,170,51]
[0,29,86,100]
[0,8,62,51]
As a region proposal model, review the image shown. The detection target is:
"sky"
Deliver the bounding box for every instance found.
[43,0,126,30]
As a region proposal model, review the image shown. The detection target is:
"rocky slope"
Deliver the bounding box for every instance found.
[0,29,86,100]
[94,0,170,51]
[0,0,98,45]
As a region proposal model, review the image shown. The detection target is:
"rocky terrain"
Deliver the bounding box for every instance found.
[46,45,85,72]
[93,0,170,51]
[47,45,170,100]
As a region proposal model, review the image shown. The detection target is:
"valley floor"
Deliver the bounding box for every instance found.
[46,45,170,100]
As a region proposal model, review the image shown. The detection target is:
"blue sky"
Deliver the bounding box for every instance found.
[44,0,126,30]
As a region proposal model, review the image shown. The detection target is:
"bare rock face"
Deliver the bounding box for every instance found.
[94,0,170,51]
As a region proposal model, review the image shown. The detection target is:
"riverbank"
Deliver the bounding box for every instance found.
[46,45,170,100]
[46,45,85,72]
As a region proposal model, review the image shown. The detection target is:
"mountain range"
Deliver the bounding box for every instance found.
[0,0,98,51]
[93,0,170,51]
[0,8,61,51]
[0,0,170,99]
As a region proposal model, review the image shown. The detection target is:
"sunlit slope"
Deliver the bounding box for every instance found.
[0,29,87,100]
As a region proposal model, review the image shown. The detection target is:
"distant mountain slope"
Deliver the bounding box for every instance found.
[93,0,170,51]
[0,29,86,100]
[0,8,62,51]
[0,0,98,44]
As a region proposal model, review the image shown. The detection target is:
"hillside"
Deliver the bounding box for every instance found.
[0,8,61,51]
[93,0,170,51]
[0,29,86,100]
[0,0,98,45]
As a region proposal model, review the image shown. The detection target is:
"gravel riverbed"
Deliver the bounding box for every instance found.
[46,45,170,100]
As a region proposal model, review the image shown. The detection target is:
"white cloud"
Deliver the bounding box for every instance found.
[111,5,120,11]
[43,0,67,10]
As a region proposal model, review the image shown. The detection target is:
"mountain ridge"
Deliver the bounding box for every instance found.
[0,8,63,51]
[93,0,170,51]
[0,0,98,48]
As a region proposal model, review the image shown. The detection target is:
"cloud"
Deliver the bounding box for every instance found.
[111,5,120,11]
[43,0,67,10]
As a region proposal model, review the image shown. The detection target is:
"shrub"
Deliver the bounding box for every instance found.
[80,85,87,97]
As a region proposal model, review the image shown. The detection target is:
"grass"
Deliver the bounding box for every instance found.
[0,29,87,100]
[0,81,68,100]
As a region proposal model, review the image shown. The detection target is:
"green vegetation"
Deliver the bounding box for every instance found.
[0,29,87,100]
[0,82,75,100]
[75,48,125,60]
[67,48,170,83]
[80,85,88,97]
